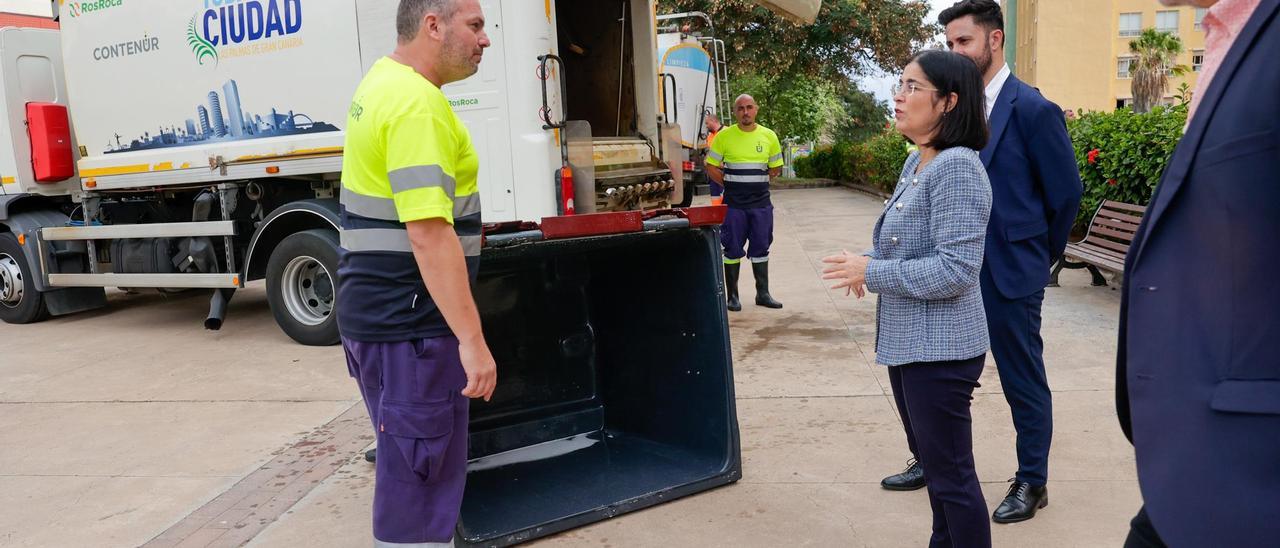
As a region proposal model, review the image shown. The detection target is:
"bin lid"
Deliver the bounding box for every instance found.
[750,0,822,24]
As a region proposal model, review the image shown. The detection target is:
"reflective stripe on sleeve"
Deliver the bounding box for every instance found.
[388,165,457,197]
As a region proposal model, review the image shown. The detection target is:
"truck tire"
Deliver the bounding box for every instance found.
[0,232,50,324]
[266,229,340,346]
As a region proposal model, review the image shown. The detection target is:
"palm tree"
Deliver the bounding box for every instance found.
[1129,29,1187,113]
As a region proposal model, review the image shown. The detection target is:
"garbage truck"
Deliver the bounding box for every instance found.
[0,0,820,545]
[657,11,729,206]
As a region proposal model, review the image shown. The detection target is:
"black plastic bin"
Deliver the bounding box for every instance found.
[459,225,741,547]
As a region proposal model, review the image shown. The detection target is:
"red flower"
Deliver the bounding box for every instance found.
[1107,178,1118,186]
[1087,149,1100,164]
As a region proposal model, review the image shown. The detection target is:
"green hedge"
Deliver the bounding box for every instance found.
[793,130,909,194]
[1067,105,1186,230]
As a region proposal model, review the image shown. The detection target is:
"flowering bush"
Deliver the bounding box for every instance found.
[1067,105,1187,231]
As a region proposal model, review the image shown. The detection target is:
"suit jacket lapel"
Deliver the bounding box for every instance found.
[1132,0,1280,264]
[981,76,1019,167]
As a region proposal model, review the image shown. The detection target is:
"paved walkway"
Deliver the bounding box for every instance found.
[0,187,1138,547]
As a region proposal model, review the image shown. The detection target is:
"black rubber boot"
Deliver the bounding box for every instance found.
[753,261,783,309]
[725,262,742,312]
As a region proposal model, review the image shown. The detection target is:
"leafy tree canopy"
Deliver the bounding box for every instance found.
[659,0,936,83]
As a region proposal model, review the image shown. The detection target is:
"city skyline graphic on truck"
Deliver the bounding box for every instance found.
[103,79,338,154]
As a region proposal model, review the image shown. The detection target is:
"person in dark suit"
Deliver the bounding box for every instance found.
[824,50,993,548]
[1119,1,1280,546]
[878,0,1084,525]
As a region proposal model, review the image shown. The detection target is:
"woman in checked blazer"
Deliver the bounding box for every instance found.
[823,50,993,548]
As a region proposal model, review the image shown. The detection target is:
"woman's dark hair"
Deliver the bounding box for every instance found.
[910,50,988,151]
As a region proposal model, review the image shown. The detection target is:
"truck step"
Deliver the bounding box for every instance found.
[47,273,240,289]
[41,221,237,241]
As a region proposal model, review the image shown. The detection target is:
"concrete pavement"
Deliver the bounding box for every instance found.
[0,187,1139,547]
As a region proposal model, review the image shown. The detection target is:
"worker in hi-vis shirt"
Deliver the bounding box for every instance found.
[703,94,785,311]
[336,1,495,545]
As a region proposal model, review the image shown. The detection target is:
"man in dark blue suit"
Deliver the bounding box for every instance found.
[1119,1,1280,546]
[879,0,1083,524]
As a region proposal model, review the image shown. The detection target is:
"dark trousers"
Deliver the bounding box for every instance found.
[343,336,470,545]
[721,206,774,261]
[981,269,1052,486]
[1124,507,1168,548]
[889,355,991,548]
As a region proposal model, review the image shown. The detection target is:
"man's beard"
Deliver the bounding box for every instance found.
[974,41,994,76]
[442,30,480,79]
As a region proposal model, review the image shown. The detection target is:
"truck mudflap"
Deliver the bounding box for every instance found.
[461,205,739,547]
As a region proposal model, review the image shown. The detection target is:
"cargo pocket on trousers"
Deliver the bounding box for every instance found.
[379,398,456,483]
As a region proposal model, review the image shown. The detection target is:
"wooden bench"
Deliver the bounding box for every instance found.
[1049,200,1146,288]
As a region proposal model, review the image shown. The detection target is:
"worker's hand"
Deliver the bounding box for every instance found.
[458,335,497,401]
[821,249,871,298]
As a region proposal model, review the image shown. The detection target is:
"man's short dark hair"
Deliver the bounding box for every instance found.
[938,0,1004,35]
[397,0,459,43]
[911,50,989,152]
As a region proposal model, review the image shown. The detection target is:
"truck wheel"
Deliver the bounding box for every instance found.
[266,229,340,346]
[0,233,50,324]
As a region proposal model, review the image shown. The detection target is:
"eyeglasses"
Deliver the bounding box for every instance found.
[892,81,939,97]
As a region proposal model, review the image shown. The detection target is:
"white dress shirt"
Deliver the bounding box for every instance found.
[984,63,1011,120]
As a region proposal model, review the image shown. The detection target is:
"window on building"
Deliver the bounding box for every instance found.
[1192,50,1205,72]
[1156,10,1179,34]
[1118,57,1135,79]
[1119,12,1142,37]
[1194,8,1208,30]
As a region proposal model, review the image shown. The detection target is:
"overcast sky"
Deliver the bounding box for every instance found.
[0,0,52,16]
[859,0,954,106]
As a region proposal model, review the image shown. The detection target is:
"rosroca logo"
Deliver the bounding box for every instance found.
[65,0,125,18]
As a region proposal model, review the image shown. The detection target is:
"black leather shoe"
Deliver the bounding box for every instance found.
[880,459,927,491]
[992,480,1048,523]
[364,448,377,463]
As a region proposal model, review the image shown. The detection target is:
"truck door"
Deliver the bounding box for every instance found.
[445,0,516,221]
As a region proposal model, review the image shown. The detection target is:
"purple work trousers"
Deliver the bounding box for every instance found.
[343,336,470,545]
[721,206,775,261]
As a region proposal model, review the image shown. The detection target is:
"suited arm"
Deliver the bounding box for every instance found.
[865,160,993,300]
[1028,104,1084,260]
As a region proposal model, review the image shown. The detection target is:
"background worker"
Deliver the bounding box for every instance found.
[704,94,786,311]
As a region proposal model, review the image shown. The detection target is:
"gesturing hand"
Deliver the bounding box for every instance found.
[821,250,871,299]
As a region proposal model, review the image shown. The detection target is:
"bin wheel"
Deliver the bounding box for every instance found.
[0,233,50,324]
[266,229,340,346]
